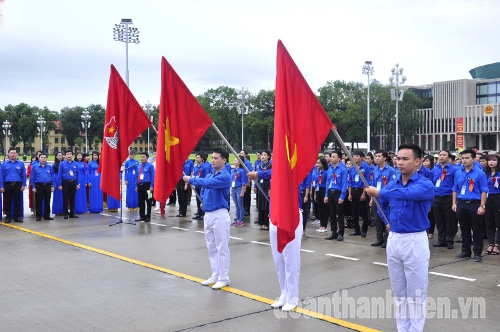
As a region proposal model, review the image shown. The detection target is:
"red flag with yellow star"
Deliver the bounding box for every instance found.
[154,56,212,203]
[271,40,333,252]
[99,65,152,200]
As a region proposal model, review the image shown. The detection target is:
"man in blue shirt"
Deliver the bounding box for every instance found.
[193,153,210,220]
[240,150,253,217]
[30,153,55,221]
[135,152,155,222]
[57,150,80,219]
[348,151,371,237]
[452,149,488,262]
[324,151,348,241]
[176,158,194,217]
[366,143,434,332]
[432,150,457,249]
[184,149,232,290]
[0,148,26,223]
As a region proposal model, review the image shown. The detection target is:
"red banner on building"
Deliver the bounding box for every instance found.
[456,117,463,134]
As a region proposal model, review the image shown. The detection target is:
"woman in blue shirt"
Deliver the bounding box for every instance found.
[231,157,248,227]
[484,154,500,255]
[73,152,88,214]
[314,158,329,233]
[88,151,103,213]
[52,152,64,215]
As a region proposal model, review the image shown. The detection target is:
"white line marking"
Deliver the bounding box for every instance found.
[195,231,205,234]
[372,262,388,267]
[325,253,359,261]
[101,213,111,217]
[151,223,168,227]
[300,249,315,253]
[171,227,189,231]
[251,241,271,246]
[229,236,242,240]
[429,272,475,282]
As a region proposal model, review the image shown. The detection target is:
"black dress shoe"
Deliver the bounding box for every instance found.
[456,239,463,243]
[44,216,54,220]
[455,251,472,259]
[447,243,454,250]
[144,218,150,222]
[166,202,175,205]
[69,214,79,218]
[324,233,337,240]
[14,218,23,223]
[196,216,204,220]
[474,255,482,262]
[135,218,145,222]
[433,241,447,247]
[337,235,344,241]
[349,232,361,236]
[371,240,383,246]
[64,215,69,219]
[361,232,367,238]
[381,243,387,248]
[175,214,184,217]
[36,217,42,221]
[4,218,11,223]
[244,211,250,216]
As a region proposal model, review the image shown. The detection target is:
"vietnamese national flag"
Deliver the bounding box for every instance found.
[99,65,152,200]
[154,56,213,204]
[271,40,334,252]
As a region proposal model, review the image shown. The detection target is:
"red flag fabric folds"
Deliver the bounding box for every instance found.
[271,40,334,252]
[154,56,213,203]
[100,65,152,200]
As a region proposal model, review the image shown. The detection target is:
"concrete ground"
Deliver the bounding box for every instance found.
[0,191,499,331]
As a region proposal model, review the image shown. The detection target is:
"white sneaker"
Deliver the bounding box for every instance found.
[281,303,297,312]
[271,300,286,308]
[200,278,217,286]
[318,229,327,233]
[212,281,230,289]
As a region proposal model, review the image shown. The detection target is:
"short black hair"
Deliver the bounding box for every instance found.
[439,150,452,158]
[213,148,229,161]
[365,152,374,160]
[141,152,150,158]
[480,154,488,161]
[331,150,342,158]
[129,149,136,155]
[450,154,456,161]
[353,150,365,158]
[39,153,47,158]
[460,149,476,158]
[8,148,17,153]
[398,143,423,159]
[65,150,73,154]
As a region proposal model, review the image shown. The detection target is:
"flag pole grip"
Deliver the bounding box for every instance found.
[210,123,270,202]
[330,127,390,226]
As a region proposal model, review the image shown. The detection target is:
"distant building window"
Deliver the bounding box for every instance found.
[54,147,59,154]
[61,137,65,144]
[139,139,143,144]
[55,138,59,143]
[140,147,143,152]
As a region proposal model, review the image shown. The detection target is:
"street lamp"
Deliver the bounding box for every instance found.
[113,18,140,87]
[81,110,91,153]
[2,120,11,155]
[362,61,374,152]
[237,87,251,150]
[37,116,46,152]
[144,101,152,153]
[388,63,407,152]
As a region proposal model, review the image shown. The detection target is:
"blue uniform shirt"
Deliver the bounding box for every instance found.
[254,159,262,171]
[125,159,139,181]
[57,160,79,185]
[314,169,328,190]
[378,172,434,232]
[30,163,55,189]
[244,159,253,172]
[0,159,27,188]
[432,162,456,196]
[326,162,348,200]
[453,166,488,200]
[231,167,248,187]
[189,168,231,212]
[486,172,500,195]
[194,162,210,179]
[373,164,397,189]
[348,161,371,189]
[138,162,155,187]
[180,159,194,179]
[299,171,312,191]
[367,164,376,186]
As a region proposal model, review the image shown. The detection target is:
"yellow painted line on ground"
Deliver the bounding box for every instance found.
[0,222,381,332]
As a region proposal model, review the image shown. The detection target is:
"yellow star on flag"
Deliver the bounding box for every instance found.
[164,116,180,163]
[108,126,115,134]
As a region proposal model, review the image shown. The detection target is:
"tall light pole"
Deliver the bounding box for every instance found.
[2,121,11,155]
[362,61,374,152]
[237,87,251,150]
[389,63,407,152]
[37,116,46,152]
[113,18,140,87]
[81,110,91,153]
[144,101,152,153]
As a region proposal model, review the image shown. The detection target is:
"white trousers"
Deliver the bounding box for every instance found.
[204,208,231,283]
[387,231,429,332]
[269,213,302,305]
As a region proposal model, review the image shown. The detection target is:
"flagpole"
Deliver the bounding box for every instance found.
[330,126,390,225]
[210,123,270,202]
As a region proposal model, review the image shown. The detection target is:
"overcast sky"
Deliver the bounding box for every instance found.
[1,0,499,112]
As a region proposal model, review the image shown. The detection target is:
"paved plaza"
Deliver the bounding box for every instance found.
[1,193,498,331]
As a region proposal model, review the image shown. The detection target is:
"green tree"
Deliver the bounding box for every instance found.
[85,104,106,152]
[74,137,84,152]
[38,107,58,152]
[140,104,159,153]
[60,106,85,150]
[4,103,39,154]
[92,136,101,152]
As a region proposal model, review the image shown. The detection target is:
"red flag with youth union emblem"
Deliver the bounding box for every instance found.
[99,65,152,200]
